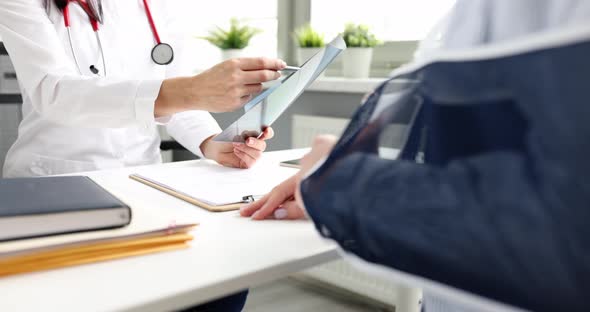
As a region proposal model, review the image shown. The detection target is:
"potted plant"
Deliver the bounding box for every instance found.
[201,18,262,60]
[293,24,325,66]
[341,23,380,78]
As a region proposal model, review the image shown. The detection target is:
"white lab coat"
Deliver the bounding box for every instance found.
[0,0,221,177]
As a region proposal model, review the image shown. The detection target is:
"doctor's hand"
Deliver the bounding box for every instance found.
[155,57,287,117]
[201,127,274,169]
[240,134,338,220]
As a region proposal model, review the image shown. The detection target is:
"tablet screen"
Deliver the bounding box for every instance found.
[214,36,346,142]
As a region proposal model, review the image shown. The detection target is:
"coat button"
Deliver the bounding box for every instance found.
[320,225,331,237]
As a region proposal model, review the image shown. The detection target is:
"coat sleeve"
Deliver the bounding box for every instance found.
[300,151,589,312]
[156,1,221,159]
[0,0,161,128]
[163,111,221,158]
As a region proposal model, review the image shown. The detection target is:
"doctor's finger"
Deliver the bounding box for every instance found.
[239,95,253,105]
[233,148,258,168]
[259,127,274,141]
[244,137,267,151]
[238,57,287,71]
[241,70,281,84]
[238,84,264,97]
[234,143,264,159]
[217,152,242,169]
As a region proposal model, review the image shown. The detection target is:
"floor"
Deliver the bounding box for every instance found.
[244,278,393,312]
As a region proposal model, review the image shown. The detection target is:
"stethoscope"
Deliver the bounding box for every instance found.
[44,0,174,76]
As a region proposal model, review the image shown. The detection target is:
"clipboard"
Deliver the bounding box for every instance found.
[128,161,298,213]
[129,174,257,212]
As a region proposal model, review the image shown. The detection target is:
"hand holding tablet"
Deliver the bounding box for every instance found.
[214,36,347,143]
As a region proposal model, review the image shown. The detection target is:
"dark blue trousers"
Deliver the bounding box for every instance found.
[179,290,248,312]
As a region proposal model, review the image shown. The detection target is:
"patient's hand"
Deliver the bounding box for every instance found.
[240,174,305,220]
[201,127,274,169]
[299,135,338,176]
[240,134,338,220]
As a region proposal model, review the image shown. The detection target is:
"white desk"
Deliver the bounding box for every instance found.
[0,149,340,311]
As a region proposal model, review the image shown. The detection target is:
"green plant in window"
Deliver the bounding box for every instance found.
[341,23,381,48]
[293,24,325,48]
[201,18,262,50]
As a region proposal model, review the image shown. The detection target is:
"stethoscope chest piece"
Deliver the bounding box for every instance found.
[151,43,174,65]
[52,0,174,75]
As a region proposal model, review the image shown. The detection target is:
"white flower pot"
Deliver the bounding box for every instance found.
[297,47,325,77]
[297,47,321,65]
[221,49,245,60]
[342,48,373,78]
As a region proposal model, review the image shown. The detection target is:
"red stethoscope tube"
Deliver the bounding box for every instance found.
[143,0,161,45]
[62,0,104,75]
[63,0,99,31]
[60,0,173,75]
[142,0,174,65]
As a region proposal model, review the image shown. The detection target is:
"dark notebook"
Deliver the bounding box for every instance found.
[0,176,131,241]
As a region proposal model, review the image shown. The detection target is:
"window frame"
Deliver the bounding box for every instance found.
[277,0,420,78]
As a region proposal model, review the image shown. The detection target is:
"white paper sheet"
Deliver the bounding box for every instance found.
[133,160,299,206]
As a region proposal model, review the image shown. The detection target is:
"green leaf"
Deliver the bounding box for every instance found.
[198,17,262,50]
[293,24,325,48]
[341,23,381,48]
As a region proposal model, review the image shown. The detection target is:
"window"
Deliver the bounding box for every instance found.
[310,0,456,42]
[180,0,456,75]
[183,0,278,71]
[305,0,456,76]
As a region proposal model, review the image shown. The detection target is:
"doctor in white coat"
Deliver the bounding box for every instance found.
[0,0,286,178]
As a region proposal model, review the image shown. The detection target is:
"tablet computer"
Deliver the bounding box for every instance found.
[279,158,301,169]
[213,36,346,142]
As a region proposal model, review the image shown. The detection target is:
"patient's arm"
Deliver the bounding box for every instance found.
[300,151,589,312]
